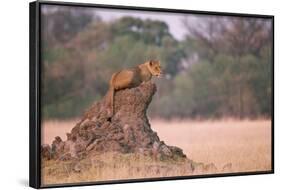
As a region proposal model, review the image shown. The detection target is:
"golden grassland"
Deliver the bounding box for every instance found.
[150,118,272,172]
[42,152,195,185]
[41,118,272,185]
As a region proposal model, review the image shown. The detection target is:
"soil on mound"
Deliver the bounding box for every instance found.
[42,82,187,162]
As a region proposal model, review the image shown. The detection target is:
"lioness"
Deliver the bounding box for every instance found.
[108,60,162,116]
[76,60,162,126]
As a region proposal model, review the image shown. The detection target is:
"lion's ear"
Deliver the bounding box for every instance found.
[149,60,153,66]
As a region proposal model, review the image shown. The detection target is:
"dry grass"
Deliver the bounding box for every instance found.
[42,152,192,185]
[150,118,272,172]
[41,118,272,185]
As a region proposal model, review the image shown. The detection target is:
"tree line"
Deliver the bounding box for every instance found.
[41,7,272,119]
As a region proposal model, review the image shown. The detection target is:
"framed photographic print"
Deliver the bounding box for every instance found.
[29,0,274,188]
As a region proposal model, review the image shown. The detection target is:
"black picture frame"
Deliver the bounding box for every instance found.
[29,0,274,188]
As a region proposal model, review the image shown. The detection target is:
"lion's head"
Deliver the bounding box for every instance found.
[146,60,162,77]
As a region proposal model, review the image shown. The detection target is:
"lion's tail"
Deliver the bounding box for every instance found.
[108,73,117,116]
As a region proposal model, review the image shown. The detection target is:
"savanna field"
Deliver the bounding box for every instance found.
[41,119,272,184]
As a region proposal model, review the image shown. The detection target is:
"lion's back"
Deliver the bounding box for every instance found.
[112,68,141,90]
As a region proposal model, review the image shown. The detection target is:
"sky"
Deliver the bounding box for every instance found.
[93,8,188,40]
[42,4,242,41]
[42,5,272,41]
